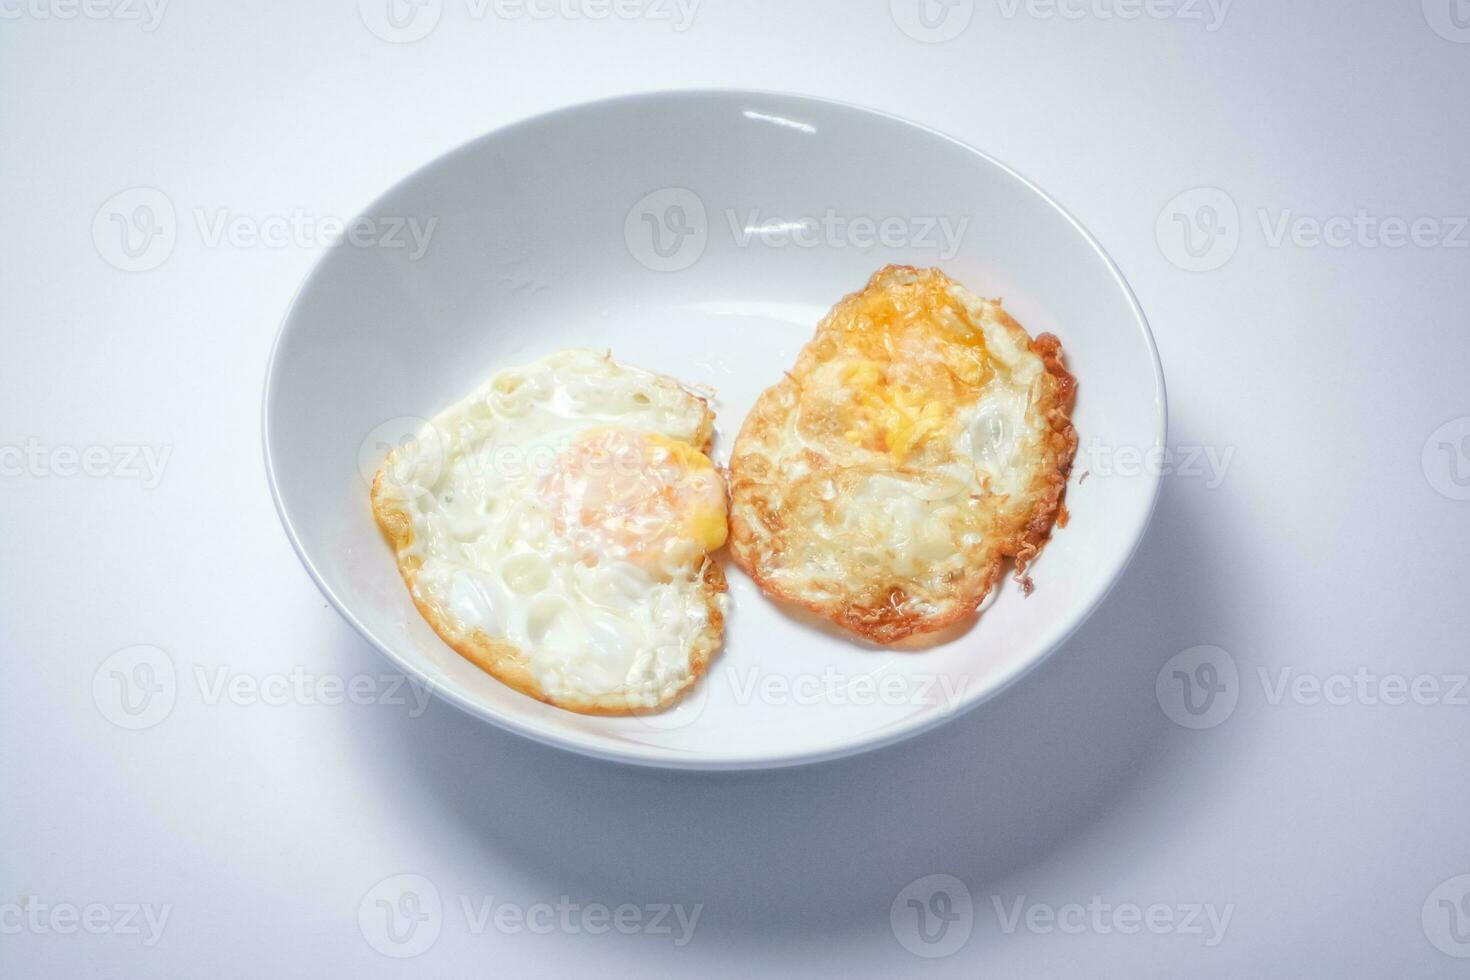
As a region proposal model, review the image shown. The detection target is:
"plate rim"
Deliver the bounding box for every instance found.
[261,88,1168,771]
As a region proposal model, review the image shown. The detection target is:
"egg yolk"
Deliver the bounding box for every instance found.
[542,427,727,567]
[835,275,992,463]
[840,361,950,463]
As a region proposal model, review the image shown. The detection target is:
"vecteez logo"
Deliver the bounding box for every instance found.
[0,439,172,488]
[726,210,970,261]
[725,666,971,711]
[358,0,701,42]
[890,875,1233,954]
[1158,186,1470,272]
[1074,440,1235,489]
[358,416,448,502]
[1423,874,1470,957]
[1155,187,1240,272]
[1157,646,1470,729]
[890,0,975,43]
[93,645,178,730]
[359,0,443,43]
[891,0,1230,40]
[624,188,709,272]
[624,187,974,272]
[93,187,440,272]
[0,897,172,946]
[92,644,445,729]
[0,0,168,29]
[1423,0,1470,43]
[479,0,701,30]
[357,874,703,955]
[890,874,975,958]
[1155,645,1239,729]
[991,896,1234,946]
[1423,416,1470,501]
[359,874,443,958]
[993,0,1231,30]
[92,187,177,272]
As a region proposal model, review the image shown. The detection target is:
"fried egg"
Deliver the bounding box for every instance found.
[371,349,728,714]
[728,266,1077,644]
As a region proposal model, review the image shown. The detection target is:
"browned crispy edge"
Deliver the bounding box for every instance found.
[1002,318,1079,575]
[369,373,727,715]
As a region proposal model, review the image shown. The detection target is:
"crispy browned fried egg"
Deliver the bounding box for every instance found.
[728,266,1077,644]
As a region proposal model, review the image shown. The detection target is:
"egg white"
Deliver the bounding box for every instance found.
[373,349,726,712]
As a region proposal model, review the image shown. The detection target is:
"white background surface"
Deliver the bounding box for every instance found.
[3,1,1469,976]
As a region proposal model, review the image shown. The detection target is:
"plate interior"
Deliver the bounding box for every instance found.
[264,92,1164,768]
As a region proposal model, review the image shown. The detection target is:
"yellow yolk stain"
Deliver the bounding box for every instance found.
[833,275,993,463]
[543,427,727,565]
[840,361,949,462]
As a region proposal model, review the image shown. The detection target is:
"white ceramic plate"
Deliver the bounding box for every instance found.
[263,91,1165,770]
